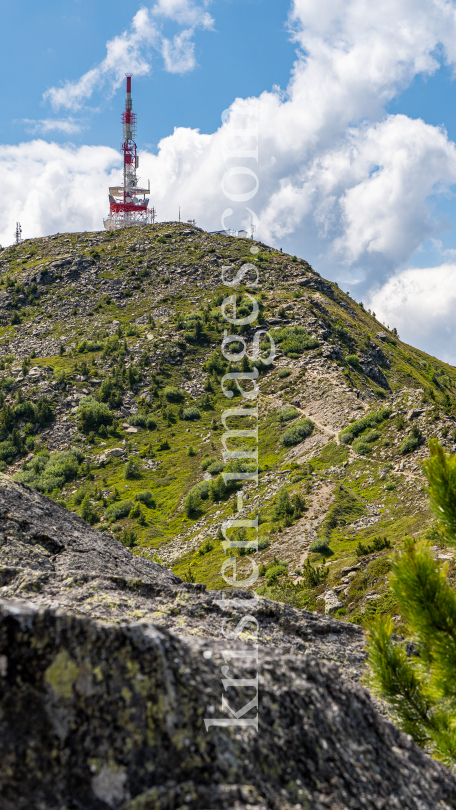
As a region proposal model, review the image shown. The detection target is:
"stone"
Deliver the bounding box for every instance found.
[407,408,423,420]
[324,588,344,614]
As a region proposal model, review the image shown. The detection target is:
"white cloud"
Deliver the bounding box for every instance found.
[44,1,214,111]
[21,118,86,135]
[0,141,121,246]
[44,8,158,111]
[367,264,456,363]
[161,29,197,73]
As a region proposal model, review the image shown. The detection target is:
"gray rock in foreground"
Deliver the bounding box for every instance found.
[1,475,456,809]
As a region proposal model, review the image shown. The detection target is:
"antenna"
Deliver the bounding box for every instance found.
[103,75,154,231]
[15,223,22,245]
[179,206,181,223]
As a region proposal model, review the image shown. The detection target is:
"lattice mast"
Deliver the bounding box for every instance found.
[104,74,153,230]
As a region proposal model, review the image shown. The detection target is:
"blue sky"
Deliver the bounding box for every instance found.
[0,0,295,150]
[3,0,456,361]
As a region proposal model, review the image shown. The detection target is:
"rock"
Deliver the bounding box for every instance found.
[407,408,423,420]
[376,331,390,341]
[106,447,126,457]
[1,472,456,809]
[323,588,344,614]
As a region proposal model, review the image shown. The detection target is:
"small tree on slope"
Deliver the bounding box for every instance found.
[367,439,456,766]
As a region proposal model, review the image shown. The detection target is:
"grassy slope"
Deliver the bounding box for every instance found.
[0,222,455,626]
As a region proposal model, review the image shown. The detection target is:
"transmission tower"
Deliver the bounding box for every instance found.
[103,75,153,231]
[15,223,22,244]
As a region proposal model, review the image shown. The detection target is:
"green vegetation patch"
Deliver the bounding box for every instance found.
[281,419,314,447]
[273,326,319,358]
[339,407,391,445]
[15,448,83,493]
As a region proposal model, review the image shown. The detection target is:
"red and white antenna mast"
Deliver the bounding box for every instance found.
[104,74,154,231]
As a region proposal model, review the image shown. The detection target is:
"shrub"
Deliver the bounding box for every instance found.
[182,406,201,421]
[125,458,141,479]
[77,396,113,434]
[301,559,329,587]
[15,448,83,492]
[135,490,155,508]
[399,426,424,455]
[278,368,292,379]
[281,419,314,447]
[339,407,391,444]
[105,499,133,521]
[77,339,103,353]
[146,416,157,430]
[0,440,17,464]
[186,445,196,456]
[356,536,392,557]
[273,326,319,358]
[207,460,224,475]
[277,406,299,423]
[266,560,288,584]
[128,413,147,428]
[309,538,332,555]
[80,493,98,525]
[129,502,141,519]
[164,385,185,403]
[201,456,217,471]
[365,430,380,443]
[339,432,354,445]
[120,529,138,549]
[352,439,372,455]
[346,354,361,369]
[184,480,210,516]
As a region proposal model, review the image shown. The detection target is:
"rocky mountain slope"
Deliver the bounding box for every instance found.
[0,222,455,626]
[2,475,456,810]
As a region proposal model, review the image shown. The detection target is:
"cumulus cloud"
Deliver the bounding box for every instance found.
[44,1,214,111]
[0,141,120,246]
[367,264,456,363]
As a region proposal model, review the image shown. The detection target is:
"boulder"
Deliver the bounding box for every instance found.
[1,475,456,810]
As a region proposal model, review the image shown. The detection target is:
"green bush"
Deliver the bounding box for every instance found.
[135,490,155,508]
[346,354,361,369]
[146,416,157,430]
[184,480,210,516]
[201,455,217,471]
[207,460,224,475]
[274,326,319,358]
[77,396,113,434]
[0,440,17,464]
[105,499,133,521]
[186,445,196,456]
[281,419,314,447]
[352,439,372,455]
[365,430,380,443]
[277,406,299,423]
[278,368,292,379]
[309,538,332,555]
[164,385,185,403]
[80,493,98,525]
[339,431,354,445]
[77,339,103,353]
[356,536,392,557]
[15,448,83,493]
[399,426,424,455]
[128,413,147,428]
[125,458,141,479]
[339,407,391,444]
[301,559,329,586]
[182,406,201,421]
